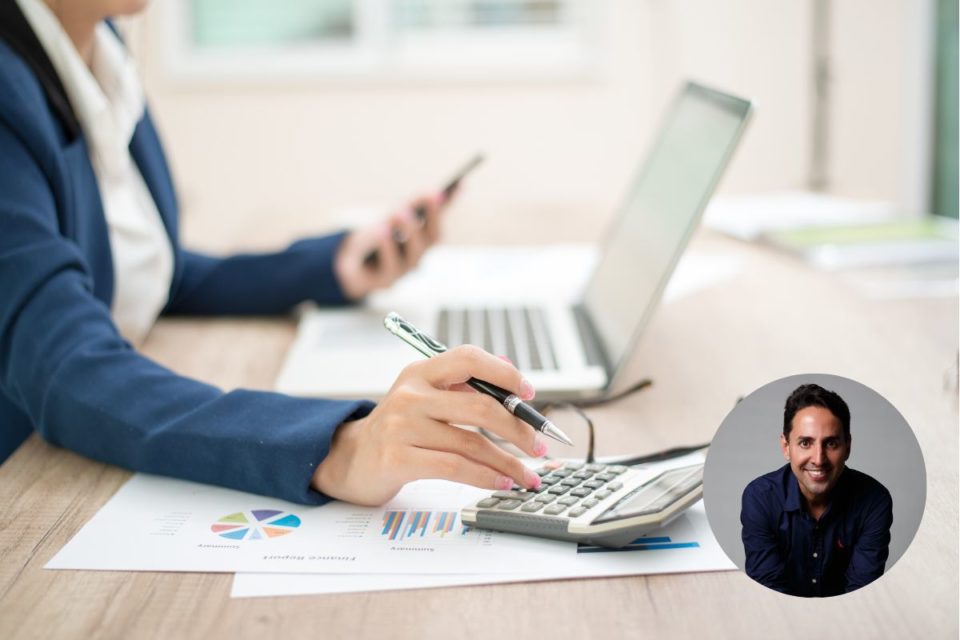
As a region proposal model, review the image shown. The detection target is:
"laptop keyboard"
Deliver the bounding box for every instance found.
[436,307,558,372]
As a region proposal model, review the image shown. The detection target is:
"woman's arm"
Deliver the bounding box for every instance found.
[164,190,446,316]
[164,235,354,316]
[0,118,373,504]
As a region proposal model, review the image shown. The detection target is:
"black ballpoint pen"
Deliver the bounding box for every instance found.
[383,312,574,447]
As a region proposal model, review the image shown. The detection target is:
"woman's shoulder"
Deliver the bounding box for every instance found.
[0,38,47,115]
[0,39,74,169]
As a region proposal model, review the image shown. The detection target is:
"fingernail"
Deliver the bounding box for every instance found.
[524,469,542,490]
[533,436,548,457]
[497,355,513,365]
[520,378,535,401]
[495,475,514,491]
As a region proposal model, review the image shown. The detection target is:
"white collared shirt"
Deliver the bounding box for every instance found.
[18,0,174,346]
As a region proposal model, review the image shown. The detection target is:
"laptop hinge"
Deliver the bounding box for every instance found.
[572,303,613,377]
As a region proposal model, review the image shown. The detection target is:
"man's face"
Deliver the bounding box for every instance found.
[780,406,851,505]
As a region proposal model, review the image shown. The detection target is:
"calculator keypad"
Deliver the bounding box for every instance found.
[470,461,633,519]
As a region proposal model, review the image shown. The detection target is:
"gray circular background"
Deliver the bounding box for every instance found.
[703,373,926,574]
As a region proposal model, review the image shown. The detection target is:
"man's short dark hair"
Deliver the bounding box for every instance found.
[783,384,851,439]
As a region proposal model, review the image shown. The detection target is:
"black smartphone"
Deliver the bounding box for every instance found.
[363,154,485,269]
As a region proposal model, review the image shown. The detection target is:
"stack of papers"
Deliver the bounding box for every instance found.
[703,190,899,241]
[46,453,735,598]
[761,218,959,270]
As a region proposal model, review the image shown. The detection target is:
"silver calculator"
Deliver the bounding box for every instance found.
[461,460,704,548]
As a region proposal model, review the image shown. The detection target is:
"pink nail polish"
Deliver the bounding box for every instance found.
[524,469,542,490]
[520,379,535,401]
[533,436,548,457]
[495,475,514,491]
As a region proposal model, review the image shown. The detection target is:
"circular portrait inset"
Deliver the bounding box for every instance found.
[703,374,925,598]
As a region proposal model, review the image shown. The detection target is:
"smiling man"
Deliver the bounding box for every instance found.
[740,384,893,597]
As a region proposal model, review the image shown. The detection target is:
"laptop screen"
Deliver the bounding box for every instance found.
[581,83,752,383]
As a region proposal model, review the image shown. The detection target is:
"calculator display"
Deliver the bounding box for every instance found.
[592,465,702,524]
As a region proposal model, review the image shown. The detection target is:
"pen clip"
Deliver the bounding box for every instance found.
[384,312,448,358]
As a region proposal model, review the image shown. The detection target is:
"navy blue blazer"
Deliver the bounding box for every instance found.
[0,36,375,503]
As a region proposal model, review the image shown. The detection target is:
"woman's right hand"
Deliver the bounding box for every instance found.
[311,345,549,506]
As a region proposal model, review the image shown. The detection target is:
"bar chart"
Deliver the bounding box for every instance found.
[380,510,470,541]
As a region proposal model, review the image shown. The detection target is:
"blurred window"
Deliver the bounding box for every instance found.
[167,0,595,80]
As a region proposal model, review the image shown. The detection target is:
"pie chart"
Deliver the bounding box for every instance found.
[210,509,301,541]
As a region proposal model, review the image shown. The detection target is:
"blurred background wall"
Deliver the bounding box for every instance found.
[117,0,948,248]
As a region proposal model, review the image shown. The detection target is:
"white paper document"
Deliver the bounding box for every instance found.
[229,503,734,597]
[229,453,736,598]
[46,475,573,574]
[703,190,899,240]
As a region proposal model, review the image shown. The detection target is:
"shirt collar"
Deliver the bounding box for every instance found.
[780,463,850,518]
[16,0,144,176]
[781,464,804,513]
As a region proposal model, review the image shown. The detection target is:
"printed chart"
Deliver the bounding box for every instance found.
[46,474,572,575]
[577,536,700,554]
[210,510,302,541]
[380,510,468,541]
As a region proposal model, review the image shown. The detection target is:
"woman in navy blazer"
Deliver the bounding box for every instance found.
[0,0,546,505]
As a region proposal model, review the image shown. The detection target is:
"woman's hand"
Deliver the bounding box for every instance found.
[311,345,549,506]
[334,191,444,300]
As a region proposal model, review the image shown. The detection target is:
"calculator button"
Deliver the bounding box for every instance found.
[570,487,593,498]
[534,494,556,504]
[582,498,600,508]
[493,491,535,501]
[583,480,605,490]
[560,478,581,487]
[564,462,584,470]
[529,484,550,493]
[548,485,570,495]
[551,469,573,478]
[476,498,500,508]
[595,490,613,500]
[586,464,605,472]
[596,472,617,482]
[536,468,552,476]
[543,460,565,470]
[543,504,568,515]
[557,496,579,506]
[568,507,589,518]
[497,499,522,510]
[521,502,544,513]
[607,482,623,492]
[607,465,628,474]
[540,475,562,486]
[573,470,594,479]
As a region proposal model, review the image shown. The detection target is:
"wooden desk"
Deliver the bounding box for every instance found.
[1,231,956,639]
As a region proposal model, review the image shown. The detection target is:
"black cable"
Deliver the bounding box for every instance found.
[605,444,711,467]
[482,378,708,468]
[539,403,596,463]
[561,378,654,410]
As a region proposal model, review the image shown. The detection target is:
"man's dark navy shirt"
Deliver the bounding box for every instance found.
[740,464,892,597]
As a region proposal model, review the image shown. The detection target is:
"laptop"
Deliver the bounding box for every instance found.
[276,82,753,400]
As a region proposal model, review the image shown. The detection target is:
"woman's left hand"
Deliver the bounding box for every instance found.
[334,191,444,300]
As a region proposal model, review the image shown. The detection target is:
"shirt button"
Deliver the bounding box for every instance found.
[812,578,818,584]
[813,552,818,558]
